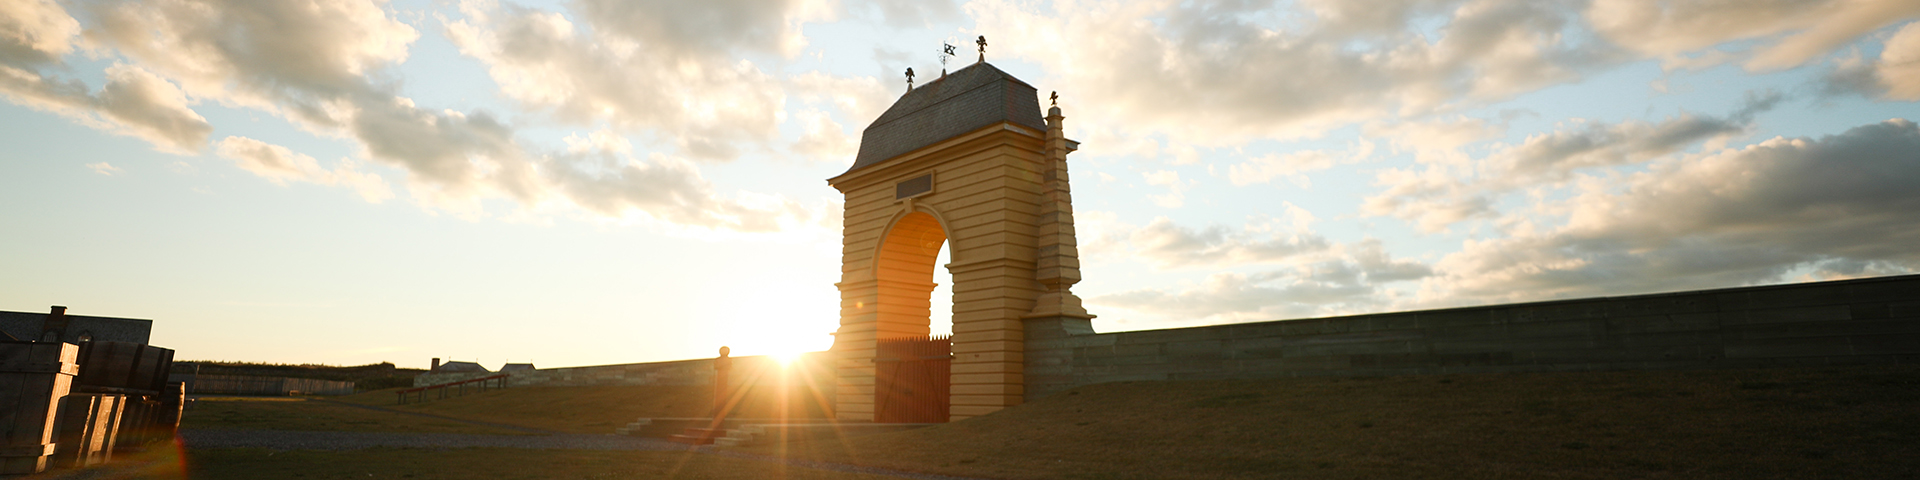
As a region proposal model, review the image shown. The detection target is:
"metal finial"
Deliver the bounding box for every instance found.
[977,35,988,62]
[905,67,915,90]
[1050,91,1058,106]
[942,43,955,75]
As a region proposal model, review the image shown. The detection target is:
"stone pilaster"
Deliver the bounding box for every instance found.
[1023,105,1094,337]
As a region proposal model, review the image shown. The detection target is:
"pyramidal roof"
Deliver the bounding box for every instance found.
[843,62,1046,175]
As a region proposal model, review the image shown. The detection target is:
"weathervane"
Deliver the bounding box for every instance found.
[1050,90,1058,106]
[976,35,988,63]
[941,43,956,76]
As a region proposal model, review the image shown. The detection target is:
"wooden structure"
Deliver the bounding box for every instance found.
[395,374,509,404]
[0,342,77,475]
[52,393,123,468]
[874,335,952,423]
[829,62,1093,421]
[179,374,356,396]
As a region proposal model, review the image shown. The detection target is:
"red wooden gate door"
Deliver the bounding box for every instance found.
[873,334,951,423]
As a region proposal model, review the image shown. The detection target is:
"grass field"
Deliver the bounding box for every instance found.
[332,386,713,433]
[334,383,833,434]
[182,397,530,435]
[745,364,1920,479]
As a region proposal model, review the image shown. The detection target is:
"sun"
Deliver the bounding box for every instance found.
[772,351,806,367]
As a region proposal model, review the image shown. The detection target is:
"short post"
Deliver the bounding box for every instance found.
[711,346,733,423]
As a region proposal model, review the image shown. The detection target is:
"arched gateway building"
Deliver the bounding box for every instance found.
[828,62,1094,422]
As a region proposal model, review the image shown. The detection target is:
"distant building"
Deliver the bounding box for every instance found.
[500,363,535,372]
[436,361,489,373]
[0,306,153,344]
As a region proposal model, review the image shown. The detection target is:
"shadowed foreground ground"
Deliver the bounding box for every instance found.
[743,364,1920,480]
[34,363,1920,479]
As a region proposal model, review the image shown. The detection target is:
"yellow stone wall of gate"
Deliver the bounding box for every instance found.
[830,124,1047,421]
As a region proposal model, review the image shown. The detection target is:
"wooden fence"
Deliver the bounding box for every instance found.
[175,374,356,396]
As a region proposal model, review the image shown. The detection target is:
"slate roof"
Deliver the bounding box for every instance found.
[436,361,490,373]
[0,310,153,344]
[843,62,1046,175]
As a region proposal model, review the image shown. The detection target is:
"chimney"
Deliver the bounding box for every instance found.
[41,305,71,342]
[431,358,441,371]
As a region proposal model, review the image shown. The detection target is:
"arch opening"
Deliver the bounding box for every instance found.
[870,211,956,423]
[873,211,948,340]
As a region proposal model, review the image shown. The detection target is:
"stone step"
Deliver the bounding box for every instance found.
[666,427,731,446]
[682,427,728,437]
[613,418,654,436]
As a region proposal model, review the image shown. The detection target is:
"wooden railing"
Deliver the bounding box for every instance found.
[396,374,509,404]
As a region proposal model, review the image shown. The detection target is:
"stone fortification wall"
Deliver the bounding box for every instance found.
[412,353,831,389]
[414,358,711,388]
[1027,274,1920,400]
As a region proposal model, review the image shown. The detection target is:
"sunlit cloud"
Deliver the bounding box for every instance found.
[85,162,122,176]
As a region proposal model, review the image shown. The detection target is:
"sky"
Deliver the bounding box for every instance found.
[2,0,1917,370]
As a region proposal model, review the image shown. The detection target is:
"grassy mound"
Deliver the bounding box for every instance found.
[750,364,1920,480]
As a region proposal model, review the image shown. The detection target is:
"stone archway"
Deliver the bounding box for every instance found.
[827,62,1092,422]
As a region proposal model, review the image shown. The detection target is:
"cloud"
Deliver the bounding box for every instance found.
[1487,92,1779,184]
[972,0,1620,143]
[0,64,211,153]
[0,0,80,66]
[81,0,418,115]
[1363,94,1780,232]
[1884,22,1920,99]
[1366,115,1509,165]
[1585,0,1920,71]
[85,162,122,175]
[1094,270,1380,324]
[1143,170,1192,208]
[1090,237,1431,323]
[0,3,213,153]
[445,0,824,161]
[94,64,213,152]
[1821,21,1920,100]
[215,136,394,202]
[790,109,858,163]
[572,0,822,58]
[49,0,816,232]
[1361,165,1495,233]
[848,0,963,28]
[1228,140,1374,187]
[1128,215,1332,269]
[1420,118,1920,304]
[788,71,890,130]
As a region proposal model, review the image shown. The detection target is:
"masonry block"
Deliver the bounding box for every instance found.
[1723,336,1855,358]
[1605,294,1721,317]
[1847,278,1920,302]
[1737,306,1853,325]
